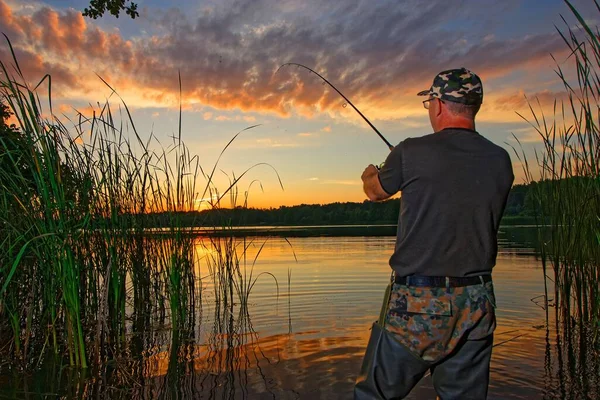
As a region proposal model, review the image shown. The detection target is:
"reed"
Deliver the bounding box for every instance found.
[512,0,600,335]
[0,37,282,371]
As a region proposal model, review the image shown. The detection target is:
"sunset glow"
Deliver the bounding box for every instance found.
[1,0,589,209]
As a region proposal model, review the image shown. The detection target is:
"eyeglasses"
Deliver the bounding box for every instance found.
[423,98,443,109]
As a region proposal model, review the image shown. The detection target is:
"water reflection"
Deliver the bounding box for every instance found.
[541,322,600,400]
[0,231,598,399]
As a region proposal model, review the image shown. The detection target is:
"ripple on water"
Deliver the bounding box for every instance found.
[0,235,595,399]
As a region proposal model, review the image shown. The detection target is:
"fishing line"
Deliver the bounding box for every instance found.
[276,62,394,151]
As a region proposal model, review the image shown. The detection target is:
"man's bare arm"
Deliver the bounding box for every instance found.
[361,164,392,202]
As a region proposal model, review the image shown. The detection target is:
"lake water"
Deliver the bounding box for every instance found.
[201,231,550,399]
[1,227,597,399]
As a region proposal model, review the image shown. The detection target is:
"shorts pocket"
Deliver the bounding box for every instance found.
[389,286,452,317]
[386,286,454,362]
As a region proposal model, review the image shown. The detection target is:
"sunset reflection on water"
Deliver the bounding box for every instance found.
[182,233,557,399]
[2,230,594,399]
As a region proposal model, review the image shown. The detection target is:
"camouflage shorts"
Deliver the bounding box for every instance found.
[384,280,496,363]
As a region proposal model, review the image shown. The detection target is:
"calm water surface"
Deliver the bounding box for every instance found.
[209,232,551,399]
[2,227,597,399]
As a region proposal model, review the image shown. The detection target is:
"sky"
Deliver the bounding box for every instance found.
[0,0,596,209]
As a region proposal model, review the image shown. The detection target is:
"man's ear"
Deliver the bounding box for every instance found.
[435,99,444,117]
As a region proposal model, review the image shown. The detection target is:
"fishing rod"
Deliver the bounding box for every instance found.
[276,62,394,151]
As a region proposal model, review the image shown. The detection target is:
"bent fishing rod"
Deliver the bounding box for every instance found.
[276,62,394,151]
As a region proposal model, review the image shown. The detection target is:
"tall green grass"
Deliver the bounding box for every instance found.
[512,0,600,335]
[0,38,282,370]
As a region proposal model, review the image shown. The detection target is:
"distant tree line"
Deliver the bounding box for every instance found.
[135,183,539,228]
[142,199,402,228]
[504,182,534,217]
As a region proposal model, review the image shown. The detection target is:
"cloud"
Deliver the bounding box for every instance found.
[255,138,300,148]
[491,89,569,112]
[297,132,314,137]
[322,179,361,186]
[57,103,71,113]
[0,0,571,122]
[206,113,256,122]
[56,103,103,118]
[308,177,319,181]
[509,126,543,144]
[321,126,331,132]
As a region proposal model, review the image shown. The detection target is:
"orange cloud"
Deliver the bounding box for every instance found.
[492,89,569,112]
[0,0,575,124]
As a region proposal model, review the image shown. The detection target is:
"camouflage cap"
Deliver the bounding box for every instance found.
[417,68,483,106]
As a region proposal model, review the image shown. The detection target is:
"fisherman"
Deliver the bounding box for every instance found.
[355,68,514,399]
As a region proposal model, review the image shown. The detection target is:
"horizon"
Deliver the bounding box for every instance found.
[1,0,593,208]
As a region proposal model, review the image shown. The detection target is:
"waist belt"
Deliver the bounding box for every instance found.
[394,274,492,288]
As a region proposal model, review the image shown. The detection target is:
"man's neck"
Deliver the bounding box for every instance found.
[436,119,476,132]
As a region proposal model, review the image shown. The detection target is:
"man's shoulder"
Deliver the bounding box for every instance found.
[401,132,437,147]
[402,128,474,145]
[402,129,512,159]
[474,132,512,157]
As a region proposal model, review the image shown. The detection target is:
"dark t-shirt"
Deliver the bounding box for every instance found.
[378,128,514,277]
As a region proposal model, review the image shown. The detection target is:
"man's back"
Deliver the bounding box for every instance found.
[357,67,514,400]
[380,127,514,277]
